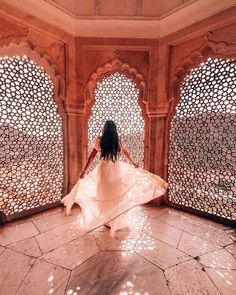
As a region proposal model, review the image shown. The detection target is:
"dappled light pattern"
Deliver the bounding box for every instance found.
[94,230,141,251]
[135,233,157,252]
[205,268,235,294]
[199,248,236,270]
[168,57,236,220]
[0,55,64,216]
[0,205,235,294]
[128,206,148,231]
[93,207,148,251]
[88,72,145,168]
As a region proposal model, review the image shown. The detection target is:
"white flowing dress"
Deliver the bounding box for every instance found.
[61,137,168,234]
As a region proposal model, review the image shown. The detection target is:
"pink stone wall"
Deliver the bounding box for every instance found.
[0,3,235,205]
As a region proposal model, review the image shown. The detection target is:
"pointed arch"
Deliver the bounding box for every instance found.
[0,41,65,103]
[164,33,236,224]
[85,57,147,119]
[0,41,68,222]
[165,33,236,179]
[84,57,149,168]
[170,32,236,108]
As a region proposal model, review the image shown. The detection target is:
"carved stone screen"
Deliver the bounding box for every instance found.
[88,72,145,168]
[0,55,64,217]
[168,57,236,221]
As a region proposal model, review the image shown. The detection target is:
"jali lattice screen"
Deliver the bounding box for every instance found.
[168,57,236,221]
[0,55,64,217]
[88,72,145,168]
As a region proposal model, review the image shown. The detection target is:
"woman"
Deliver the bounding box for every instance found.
[61,120,168,234]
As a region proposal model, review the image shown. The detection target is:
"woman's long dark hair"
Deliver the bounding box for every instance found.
[100,120,120,162]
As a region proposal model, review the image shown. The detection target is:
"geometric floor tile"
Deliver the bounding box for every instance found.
[143,218,183,247]
[128,207,148,231]
[157,212,233,246]
[226,243,236,259]
[205,268,236,295]
[0,249,35,295]
[177,232,222,257]
[199,249,236,270]
[32,207,81,233]
[135,233,191,269]
[197,218,231,231]
[167,210,228,231]
[41,234,99,270]
[138,204,167,219]
[66,251,171,295]
[15,207,64,224]
[29,206,64,221]
[7,237,42,257]
[0,221,39,246]
[93,229,141,251]
[226,229,236,242]
[36,219,85,254]
[17,260,70,295]
[165,259,221,295]
[1,204,235,295]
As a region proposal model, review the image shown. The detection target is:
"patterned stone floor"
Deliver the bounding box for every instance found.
[0,204,235,295]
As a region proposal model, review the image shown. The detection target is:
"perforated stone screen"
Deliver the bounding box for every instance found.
[168,57,236,220]
[88,72,145,168]
[0,55,64,216]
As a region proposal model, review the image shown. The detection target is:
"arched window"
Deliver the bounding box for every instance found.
[88,72,145,168]
[168,57,236,221]
[0,54,64,218]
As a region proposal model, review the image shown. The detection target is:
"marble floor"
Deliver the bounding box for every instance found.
[0,205,235,295]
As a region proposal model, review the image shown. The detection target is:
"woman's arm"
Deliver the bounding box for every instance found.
[121,145,139,168]
[80,148,98,178]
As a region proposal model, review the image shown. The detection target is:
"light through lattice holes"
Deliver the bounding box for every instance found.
[0,55,64,216]
[88,72,145,168]
[168,57,236,220]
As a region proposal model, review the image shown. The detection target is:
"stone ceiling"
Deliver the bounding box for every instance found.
[44,0,197,19]
[1,0,236,38]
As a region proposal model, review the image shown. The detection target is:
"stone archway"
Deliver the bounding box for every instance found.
[85,57,148,169]
[0,42,67,222]
[166,35,236,222]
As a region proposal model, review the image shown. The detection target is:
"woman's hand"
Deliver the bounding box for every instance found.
[80,171,86,179]
[79,148,98,179]
[121,146,139,168]
[133,162,139,168]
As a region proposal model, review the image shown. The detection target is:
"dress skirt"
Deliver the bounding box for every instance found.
[61,160,168,234]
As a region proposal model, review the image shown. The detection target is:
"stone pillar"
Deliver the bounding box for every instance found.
[66,110,84,191]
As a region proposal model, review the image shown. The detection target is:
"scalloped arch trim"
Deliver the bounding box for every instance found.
[0,41,65,100]
[86,57,147,107]
[170,35,236,101]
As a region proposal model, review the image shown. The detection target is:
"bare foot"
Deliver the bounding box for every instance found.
[66,209,72,216]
